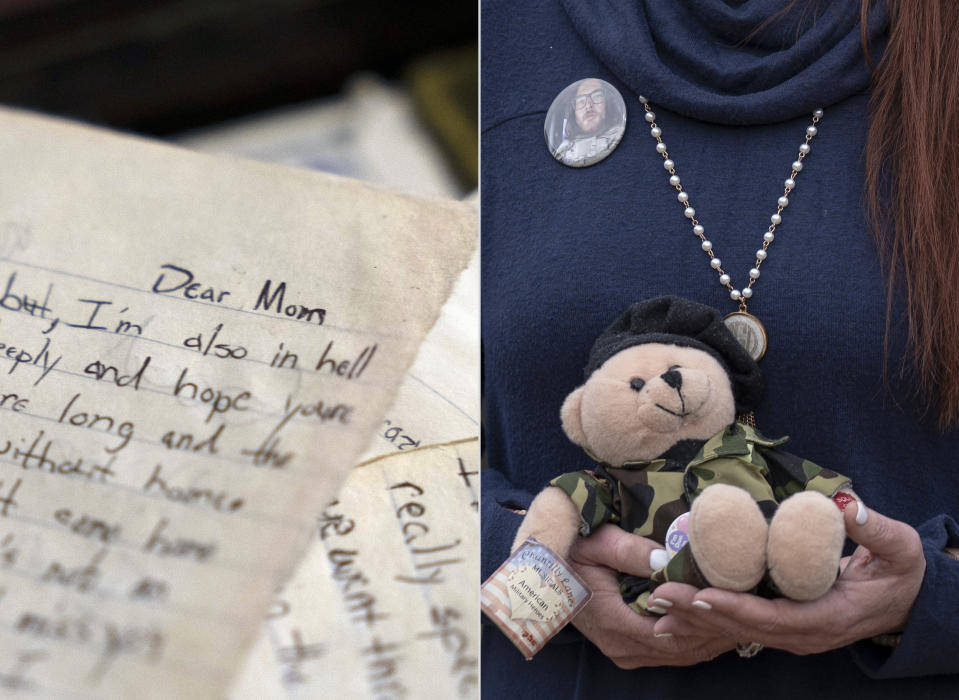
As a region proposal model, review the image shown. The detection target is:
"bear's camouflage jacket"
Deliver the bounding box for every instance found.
[550,421,851,613]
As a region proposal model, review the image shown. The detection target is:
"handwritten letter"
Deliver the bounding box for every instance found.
[232,247,479,699]
[236,440,479,699]
[0,108,475,698]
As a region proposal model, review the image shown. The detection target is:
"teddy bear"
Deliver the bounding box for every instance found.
[512,296,855,612]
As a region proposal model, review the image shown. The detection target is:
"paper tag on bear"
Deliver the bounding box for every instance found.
[481,538,592,659]
[505,565,565,623]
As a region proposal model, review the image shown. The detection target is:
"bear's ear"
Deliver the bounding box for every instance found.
[560,385,587,447]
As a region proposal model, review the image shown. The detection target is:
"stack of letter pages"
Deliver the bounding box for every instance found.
[0,108,476,699]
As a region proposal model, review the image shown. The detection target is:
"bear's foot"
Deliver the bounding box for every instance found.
[688,484,768,591]
[767,491,844,600]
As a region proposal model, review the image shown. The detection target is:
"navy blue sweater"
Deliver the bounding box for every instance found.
[481,1,959,697]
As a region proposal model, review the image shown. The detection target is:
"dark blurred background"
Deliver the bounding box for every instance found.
[0,0,477,190]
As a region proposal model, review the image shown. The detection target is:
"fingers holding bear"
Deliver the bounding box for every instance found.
[570,523,667,579]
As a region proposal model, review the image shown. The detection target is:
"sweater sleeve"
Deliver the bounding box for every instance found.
[848,514,959,678]
[481,467,535,582]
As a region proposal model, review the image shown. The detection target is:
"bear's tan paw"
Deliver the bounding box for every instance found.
[767,491,844,600]
[512,487,581,556]
[688,483,768,591]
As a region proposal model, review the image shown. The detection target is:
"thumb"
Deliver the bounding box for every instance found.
[844,501,921,561]
[571,524,665,578]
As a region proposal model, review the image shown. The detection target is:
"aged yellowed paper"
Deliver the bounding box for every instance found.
[232,245,479,699]
[0,108,474,698]
[234,440,479,698]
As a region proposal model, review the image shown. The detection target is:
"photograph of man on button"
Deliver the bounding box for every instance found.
[547,78,626,168]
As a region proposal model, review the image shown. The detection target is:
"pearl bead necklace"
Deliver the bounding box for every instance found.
[638,97,822,310]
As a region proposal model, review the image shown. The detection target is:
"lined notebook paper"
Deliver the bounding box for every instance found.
[232,247,479,699]
[0,108,474,698]
[234,439,479,699]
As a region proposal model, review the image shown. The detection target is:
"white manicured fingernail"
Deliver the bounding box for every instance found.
[856,502,868,525]
[648,605,667,615]
[692,600,712,611]
[654,632,673,639]
[650,597,673,608]
[649,548,670,570]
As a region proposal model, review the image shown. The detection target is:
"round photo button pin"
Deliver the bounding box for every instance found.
[545,78,627,168]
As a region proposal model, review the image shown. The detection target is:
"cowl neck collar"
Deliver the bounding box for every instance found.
[560,0,888,124]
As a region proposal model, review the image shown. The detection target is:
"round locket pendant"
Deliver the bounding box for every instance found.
[723,311,767,361]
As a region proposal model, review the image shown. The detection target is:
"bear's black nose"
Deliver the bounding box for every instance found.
[661,369,682,390]
[629,377,645,392]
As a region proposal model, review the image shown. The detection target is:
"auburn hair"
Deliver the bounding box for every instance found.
[864,0,959,428]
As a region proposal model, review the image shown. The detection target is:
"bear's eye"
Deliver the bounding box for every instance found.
[629,377,645,392]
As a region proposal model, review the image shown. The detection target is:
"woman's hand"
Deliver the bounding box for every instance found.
[568,524,736,667]
[651,502,926,655]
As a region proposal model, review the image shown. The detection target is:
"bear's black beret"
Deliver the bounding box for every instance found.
[585,296,764,412]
